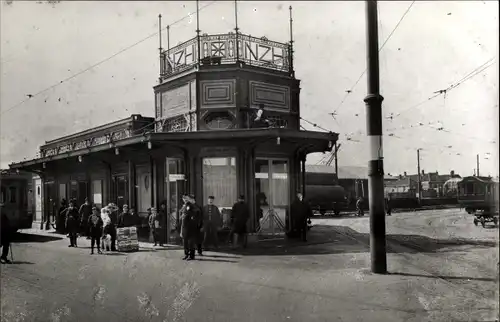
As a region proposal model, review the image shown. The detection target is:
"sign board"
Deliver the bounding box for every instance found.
[168,174,185,182]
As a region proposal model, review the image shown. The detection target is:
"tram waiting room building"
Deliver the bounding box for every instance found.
[9,25,338,241]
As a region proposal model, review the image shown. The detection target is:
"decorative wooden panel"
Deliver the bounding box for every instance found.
[161,83,190,117]
[190,80,197,111]
[249,81,290,111]
[155,92,161,119]
[200,79,236,108]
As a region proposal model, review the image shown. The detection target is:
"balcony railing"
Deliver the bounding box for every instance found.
[160,33,292,78]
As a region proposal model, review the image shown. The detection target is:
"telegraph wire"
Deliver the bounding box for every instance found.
[331,1,415,116]
[391,58,495,119]
[0,1,218,116]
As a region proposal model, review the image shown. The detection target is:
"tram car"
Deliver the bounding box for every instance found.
[457,176,499,227]
[1,169,34,232]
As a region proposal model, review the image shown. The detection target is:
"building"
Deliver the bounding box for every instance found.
[8,15,337,241]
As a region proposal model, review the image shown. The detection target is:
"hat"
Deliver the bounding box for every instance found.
[258,103,265,109]
[238,195,245,200]
[208,196,215,199]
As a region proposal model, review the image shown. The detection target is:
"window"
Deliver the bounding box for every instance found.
[9,187,17,203]
[1,187,5,204]
[37,186,41,195]
[202,157,237,228]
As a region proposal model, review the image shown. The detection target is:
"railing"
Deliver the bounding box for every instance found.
[160,33,292,78]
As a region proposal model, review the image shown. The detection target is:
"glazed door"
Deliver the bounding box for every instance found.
[35,179,42,222]
[166,158,186,240]
[114,176,128,209]
[136,166,152,216]
[255,158,290,236]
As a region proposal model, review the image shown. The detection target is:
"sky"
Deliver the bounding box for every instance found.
[1,1,498,177]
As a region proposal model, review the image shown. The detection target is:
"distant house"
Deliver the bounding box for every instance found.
[391,170,461,197]
[384,177,418,198]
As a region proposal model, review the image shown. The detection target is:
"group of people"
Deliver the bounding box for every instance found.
[175,194,250,261]
[60,198,142,254]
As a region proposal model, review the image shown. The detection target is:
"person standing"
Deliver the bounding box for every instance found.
[148,207,163,247]
[1,213,12,264]
[181,196,202,260]
[230,195,249,249]
[79,198,92,239]
[188,195,203,256]
[290,192,313,242]
[88,206,103,255]
[65,201,80,247]
[106,203,119,251]
[385,197,392,216]
[117,204,137,228]
[356,197,364,217]
[202,196,221,251]
[158,202,168,245]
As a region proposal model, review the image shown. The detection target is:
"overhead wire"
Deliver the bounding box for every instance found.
[331,1,415,116]
[391,58,495,119]
[0,1,218,116]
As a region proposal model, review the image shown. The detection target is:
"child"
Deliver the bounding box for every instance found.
[101,208,112,252]
[88,206,103,255]
[148,207,163,247]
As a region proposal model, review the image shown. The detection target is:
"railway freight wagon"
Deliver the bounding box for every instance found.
[0,169,34,232]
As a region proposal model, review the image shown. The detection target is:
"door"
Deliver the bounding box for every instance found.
[255,158,290,236]
[114,176,128,209]
[136,166,151,216]
[35,179,42,222]
[166,158,186,241]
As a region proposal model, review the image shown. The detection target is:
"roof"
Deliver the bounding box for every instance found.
[10,129,338,170]
[306,165,368,179]
[384,177,415,187]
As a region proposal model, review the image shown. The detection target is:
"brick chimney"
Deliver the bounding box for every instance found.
[450,170,455,177]
[421,170,425,175]
[404,171,407,177]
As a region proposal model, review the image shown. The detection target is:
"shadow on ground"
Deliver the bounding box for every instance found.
[11,233,63,243]
[217,224,498,256]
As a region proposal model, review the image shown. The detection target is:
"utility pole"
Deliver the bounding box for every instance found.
[334,142,339,177]
[477,154,480,177]
[364,0,387,274]
[417,148,421,205]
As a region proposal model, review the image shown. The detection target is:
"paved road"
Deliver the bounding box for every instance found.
[1,209,498,322]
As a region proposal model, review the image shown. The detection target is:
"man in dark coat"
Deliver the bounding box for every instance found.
[290,192,313,242]
[88,206,103,254]
[65,201,80,247]
[202,196,221,251]
[230,195,249,249]
[181,196,202,260]
[385,197,392,216]
[1,213,12,264]
[57,199,68,234]
[188,195,204,256]
[79,198,92,239]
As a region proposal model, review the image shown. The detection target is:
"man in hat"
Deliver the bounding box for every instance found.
[180,195,202,260]
[188,195,204,256]
[290,192,313,242]
[202,195,221,251]
[79,198,92,239]
[230,195,249,249]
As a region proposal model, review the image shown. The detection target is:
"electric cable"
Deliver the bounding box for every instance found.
[1,1,218,115]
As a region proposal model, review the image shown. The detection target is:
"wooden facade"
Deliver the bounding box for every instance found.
[9,32,338,240]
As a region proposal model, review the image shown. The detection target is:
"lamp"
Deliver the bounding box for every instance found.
[78,155,83,163]
[115,148,119,155]
[147,141,152,150]
[42,162,46,169]
[277,137,281,145]
[328,141,333,149]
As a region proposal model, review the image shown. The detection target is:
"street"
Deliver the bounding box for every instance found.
[1,208,498,322]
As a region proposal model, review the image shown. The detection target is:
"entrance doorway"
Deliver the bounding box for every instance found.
[255,158,290,236]
[166,158,186,242]
[114,176,128,209]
